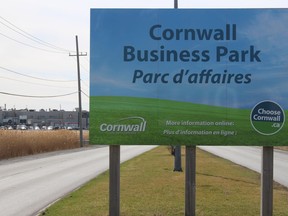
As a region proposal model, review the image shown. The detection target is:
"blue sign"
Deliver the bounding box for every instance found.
[90,9,288,146]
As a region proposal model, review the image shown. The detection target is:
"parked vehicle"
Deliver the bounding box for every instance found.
[34,126,40,130]
[47,126,54,130]
[17,125,27,130]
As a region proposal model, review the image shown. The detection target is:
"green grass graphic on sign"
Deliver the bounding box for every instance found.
[90,96,288,146]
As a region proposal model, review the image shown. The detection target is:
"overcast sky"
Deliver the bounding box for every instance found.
[0,0,287,111]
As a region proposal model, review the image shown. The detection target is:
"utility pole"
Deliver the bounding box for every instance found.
[69,35,87,147]
[174,0,178,8]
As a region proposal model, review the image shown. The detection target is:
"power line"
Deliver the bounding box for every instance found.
[81,79,89,88]
[0,76,76,89]
[0,31,67,54]
[81,90,89,98]
[0,91,78,98]
[0,65,76,82]
[80,63,89,75]
[80,84,89,92]
[0,15,73,53]
[80,85,89,96]
[70,55,89,79]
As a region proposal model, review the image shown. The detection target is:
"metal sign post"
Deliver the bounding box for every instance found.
[185,146,196,216]
[261,146,274,216]
[109,145,120,216]
[174,146,183,172]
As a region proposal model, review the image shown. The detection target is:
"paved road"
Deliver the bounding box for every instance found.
[0,145,156,216]
[199,146,288,188]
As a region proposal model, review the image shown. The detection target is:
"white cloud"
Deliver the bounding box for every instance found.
[244,11,288,49]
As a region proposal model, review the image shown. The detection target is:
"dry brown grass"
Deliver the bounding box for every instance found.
[0,130,89,159]
[275,146,288,151]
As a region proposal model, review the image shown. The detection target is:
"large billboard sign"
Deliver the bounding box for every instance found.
[90,9,288,146]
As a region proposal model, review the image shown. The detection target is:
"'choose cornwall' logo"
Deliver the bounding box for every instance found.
[100,116,147,133]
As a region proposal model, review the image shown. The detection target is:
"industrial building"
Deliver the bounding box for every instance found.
[0,108,89,129]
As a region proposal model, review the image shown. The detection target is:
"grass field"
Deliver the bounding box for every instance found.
[41,146,288,216]
[90,96,288,146]
[0,130,88,159]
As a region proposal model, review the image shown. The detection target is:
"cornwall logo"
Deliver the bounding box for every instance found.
[100,116,147,133]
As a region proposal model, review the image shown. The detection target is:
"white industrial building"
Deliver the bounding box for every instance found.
[0,108,89,129]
